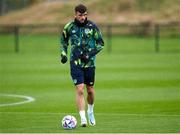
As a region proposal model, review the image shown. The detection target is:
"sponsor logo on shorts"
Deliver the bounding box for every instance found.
[73,79,77,84]
[90,82,93,85]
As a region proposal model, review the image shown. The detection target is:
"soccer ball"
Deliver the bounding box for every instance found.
[61,115,77,129]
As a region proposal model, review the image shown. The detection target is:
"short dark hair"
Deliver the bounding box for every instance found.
[75,4,87,13]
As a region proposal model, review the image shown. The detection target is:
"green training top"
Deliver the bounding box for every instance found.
[60,19,104,68]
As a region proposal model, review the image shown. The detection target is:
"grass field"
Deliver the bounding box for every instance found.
[0,34,180,133]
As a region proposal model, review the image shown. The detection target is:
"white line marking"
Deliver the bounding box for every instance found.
[0,94,35,107]
[0,112,180,117]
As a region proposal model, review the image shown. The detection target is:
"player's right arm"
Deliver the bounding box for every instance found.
[60,22,72,64]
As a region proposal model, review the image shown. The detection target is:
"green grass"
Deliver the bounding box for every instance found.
[0,34,180,133]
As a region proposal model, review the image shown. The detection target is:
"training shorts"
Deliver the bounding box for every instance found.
[70,63,95,86]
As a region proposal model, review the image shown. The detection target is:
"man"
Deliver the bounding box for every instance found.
[60,4,104,127]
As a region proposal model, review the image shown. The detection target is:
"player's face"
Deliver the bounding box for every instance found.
[75,11,87,23]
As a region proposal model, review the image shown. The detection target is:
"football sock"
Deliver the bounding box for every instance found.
[79,110,86,121]
[87,104,94,113]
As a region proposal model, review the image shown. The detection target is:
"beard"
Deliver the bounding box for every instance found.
[74,17,88,27]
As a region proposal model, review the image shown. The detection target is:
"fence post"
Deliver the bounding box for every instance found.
[107,24,112,53]
[154,24,160,52]
[14,25,19,53]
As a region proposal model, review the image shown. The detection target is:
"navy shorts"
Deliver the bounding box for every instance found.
[70,63,95,86]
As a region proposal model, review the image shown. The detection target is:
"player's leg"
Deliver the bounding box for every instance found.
[86,85,94,105]
[75,83,87,127]
[86,85,96,125]
[70,63,87,127]
[84,67,96,126]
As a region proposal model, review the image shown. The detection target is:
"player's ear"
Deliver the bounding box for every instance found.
[74,12,77,18]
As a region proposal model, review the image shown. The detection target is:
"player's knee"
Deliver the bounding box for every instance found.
[76,84,84,96]
[87,86,94,95]
[77,89,84,96]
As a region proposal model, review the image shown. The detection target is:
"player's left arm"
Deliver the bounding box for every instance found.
[86,26,104,58]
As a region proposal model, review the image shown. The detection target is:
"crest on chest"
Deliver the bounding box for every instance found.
[84,28,93,36]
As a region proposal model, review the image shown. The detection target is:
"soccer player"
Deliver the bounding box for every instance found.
[60,4,104,127]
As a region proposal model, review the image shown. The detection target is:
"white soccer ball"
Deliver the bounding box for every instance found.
[61,115,77,129]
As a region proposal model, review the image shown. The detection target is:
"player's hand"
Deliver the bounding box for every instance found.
[61,55,67,64]
[81,54,89,63]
